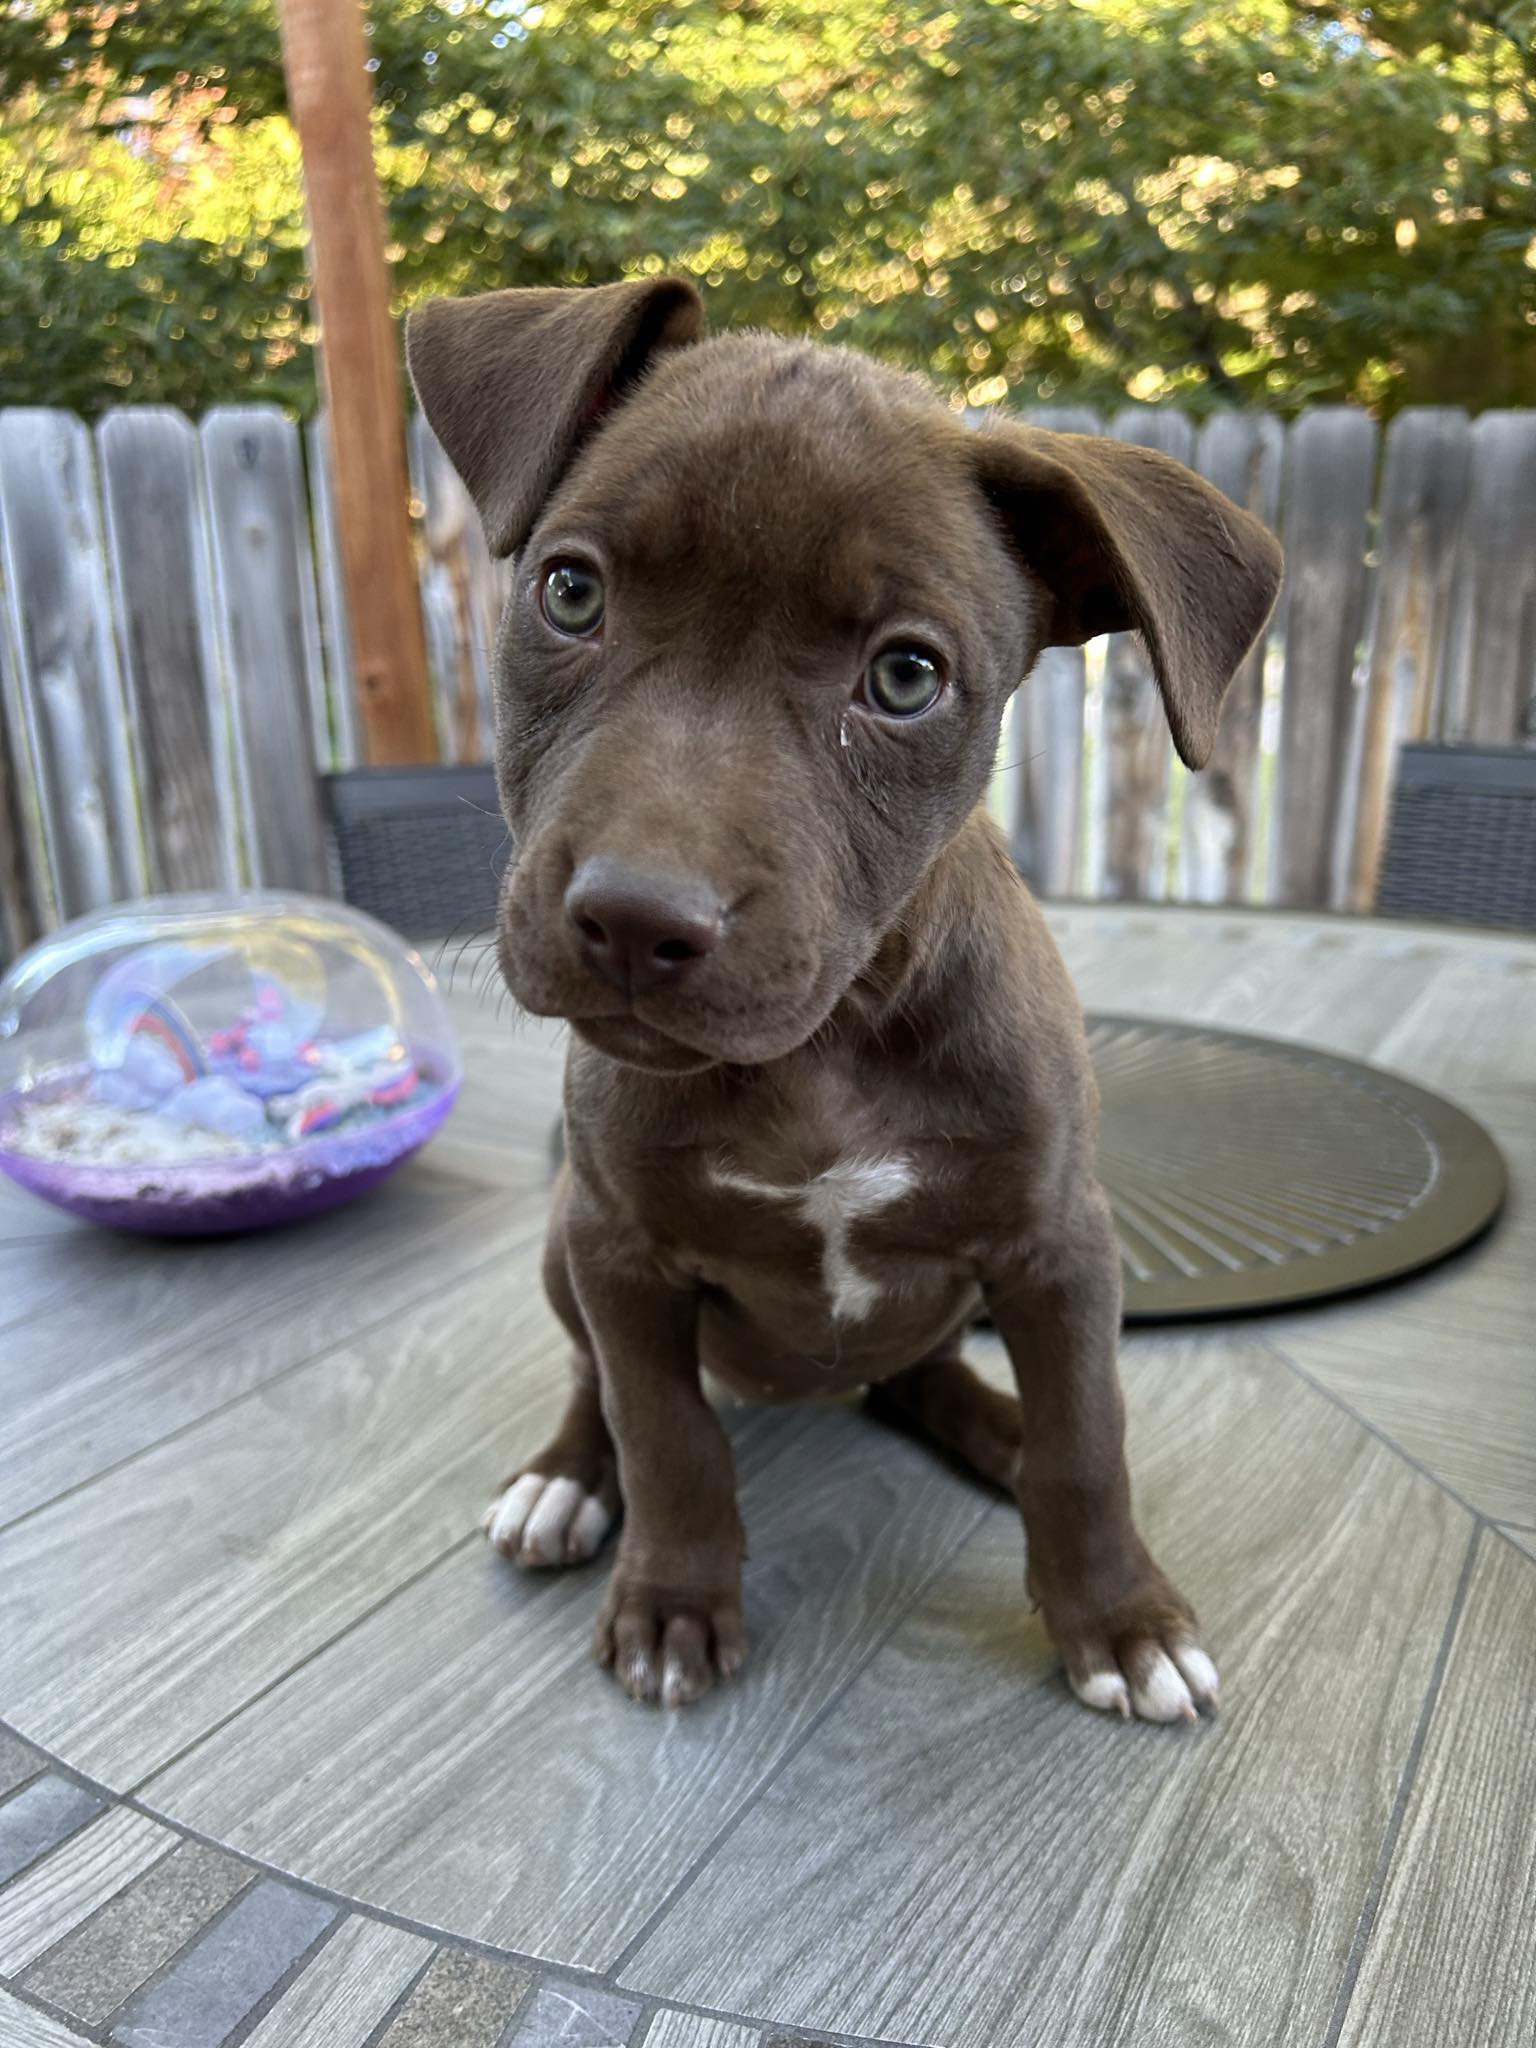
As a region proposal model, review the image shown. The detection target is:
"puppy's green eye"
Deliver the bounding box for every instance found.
[541,561,605,636]
[864,645,944,718]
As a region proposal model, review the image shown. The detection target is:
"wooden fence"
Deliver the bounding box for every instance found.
[999,403,1536,909]
[1,399,1533,967]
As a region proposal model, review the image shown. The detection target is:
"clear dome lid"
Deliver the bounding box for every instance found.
[0,892,462,1234]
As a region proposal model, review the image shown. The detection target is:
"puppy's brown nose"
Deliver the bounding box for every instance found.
[565,857,724,996]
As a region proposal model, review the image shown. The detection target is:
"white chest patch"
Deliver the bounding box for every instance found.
[711,1153,916,1322]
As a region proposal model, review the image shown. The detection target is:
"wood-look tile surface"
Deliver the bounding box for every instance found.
[0,1806,173,1975]
[18,1838,251,2027]
[0,1987,95,2048]
[409,1000,567,1188]
[143,1402,988,1966]
[1055,911,1464,1056]
[1338,1534,1536,2048]
[1263,1103,1534,1524]
[640,2014,763,2048]
[0,1245,568,1781]
[0,1170,530,1525]
[241,1916,434,2048]
[0,1726,44,1799]
[2,907,1531,2048]
[1053,913,1536,1528]
[0,1175,82,1247]
[623,1342,1471,2048]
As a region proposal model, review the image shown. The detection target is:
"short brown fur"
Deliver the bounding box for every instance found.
[408,278,1282,1718]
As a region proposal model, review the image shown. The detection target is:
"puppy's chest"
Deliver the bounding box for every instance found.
[708,1147,918,1320]
[667,1085,938,1324]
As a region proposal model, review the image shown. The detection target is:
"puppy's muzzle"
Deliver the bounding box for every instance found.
[565,856,725,999]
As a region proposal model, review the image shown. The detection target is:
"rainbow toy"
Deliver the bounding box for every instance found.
[78,940,424,1148]
[87,945,226,1080]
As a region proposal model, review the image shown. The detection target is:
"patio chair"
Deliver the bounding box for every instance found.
[324,763,507,938]
[1376,744,1536,930]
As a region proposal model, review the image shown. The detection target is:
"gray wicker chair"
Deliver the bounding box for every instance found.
[1377,744,1536,930]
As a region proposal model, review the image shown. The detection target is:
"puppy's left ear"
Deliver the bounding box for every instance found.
[972,419,1283,769]
[405,277,706,557]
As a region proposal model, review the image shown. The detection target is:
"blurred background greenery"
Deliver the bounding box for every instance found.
[2,0,1532,419]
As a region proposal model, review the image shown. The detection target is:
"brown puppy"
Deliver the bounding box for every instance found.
[407,279,1282,1722]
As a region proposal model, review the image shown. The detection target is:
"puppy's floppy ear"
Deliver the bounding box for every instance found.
[405,278,706,557]
[972,419,1283,769]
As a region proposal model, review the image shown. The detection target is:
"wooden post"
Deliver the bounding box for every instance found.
[279,0,437,765]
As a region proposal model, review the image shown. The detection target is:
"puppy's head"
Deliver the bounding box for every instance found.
[408,280,1280,1073]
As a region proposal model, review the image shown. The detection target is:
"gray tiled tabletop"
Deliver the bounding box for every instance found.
[2,910,1534,2048]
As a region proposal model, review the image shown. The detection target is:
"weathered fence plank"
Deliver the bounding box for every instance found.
[305,413,362,771]
[1094,406,1194,899]
[0,409,144,921]
[1439,411,1536,747]
[1271,406,1379,909]
[409,414,498,763]
[1180,412,1284,903]
[1007,406,1100,894]
[0,637,44,961]
[200,407,332,893]
[1339,408,1473,911]
[98,407,237,896]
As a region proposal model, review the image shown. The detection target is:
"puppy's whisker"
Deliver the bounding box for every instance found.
[429,916,473,978]
[434,917,493,993]
[990,746,1049,777]
[453,931,491,990]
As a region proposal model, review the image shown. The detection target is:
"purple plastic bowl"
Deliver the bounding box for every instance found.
[0,1068,460,1237]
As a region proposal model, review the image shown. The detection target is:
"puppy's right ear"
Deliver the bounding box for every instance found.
[405,278,705,557]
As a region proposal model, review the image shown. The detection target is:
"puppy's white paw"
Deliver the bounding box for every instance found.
[1072,1669,1132,1718]
[482,1473,613,1567]
[1069,1638,1219,1725]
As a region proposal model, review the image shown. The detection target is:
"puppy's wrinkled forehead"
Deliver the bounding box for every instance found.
[545,336,1004,626]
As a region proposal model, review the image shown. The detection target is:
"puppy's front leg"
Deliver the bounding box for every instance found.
[982,1189,1219,1725]
[568,1222,745,1708]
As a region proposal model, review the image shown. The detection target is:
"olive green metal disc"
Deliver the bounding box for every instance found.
[1089,1015,1507,1322]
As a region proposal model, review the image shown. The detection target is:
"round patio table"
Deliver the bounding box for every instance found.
[0,903,1531,2048]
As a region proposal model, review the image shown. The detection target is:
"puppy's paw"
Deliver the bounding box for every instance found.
[1047,1576,1218,1725]
[594,1573,746,1708]
[1066,1633,1219,1724]
[482,1472,614,1567]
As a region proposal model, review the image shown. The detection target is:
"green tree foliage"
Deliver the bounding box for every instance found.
[2,0,1532,416]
